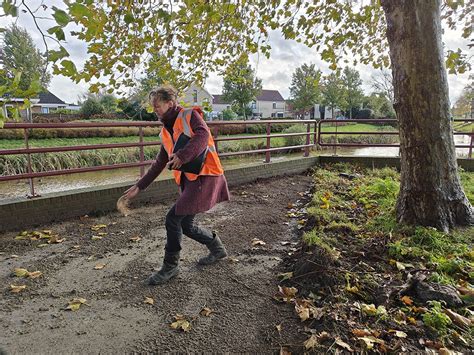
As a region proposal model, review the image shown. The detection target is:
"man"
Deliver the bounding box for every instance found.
[122,85,230,285]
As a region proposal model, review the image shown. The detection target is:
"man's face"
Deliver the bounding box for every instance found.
[153,100,173,118]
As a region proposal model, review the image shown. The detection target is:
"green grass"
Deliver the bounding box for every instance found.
[453,122,474,133]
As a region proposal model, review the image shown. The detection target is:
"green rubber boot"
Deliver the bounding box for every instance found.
[148,251,180,285]
[198,234,228,265]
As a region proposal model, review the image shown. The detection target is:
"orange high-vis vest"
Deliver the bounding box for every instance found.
[160,107,224,185]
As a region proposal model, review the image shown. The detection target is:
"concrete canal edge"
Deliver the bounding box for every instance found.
[1,156,473,232]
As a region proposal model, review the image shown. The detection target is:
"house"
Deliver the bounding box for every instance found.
[211,89,288,119]
[32,91,68,114]
[179,83,212,109]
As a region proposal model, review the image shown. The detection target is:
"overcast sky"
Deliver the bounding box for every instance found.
[1,4,471,105]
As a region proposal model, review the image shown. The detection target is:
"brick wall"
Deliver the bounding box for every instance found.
[2,155,471,232]
[0,156,319,232]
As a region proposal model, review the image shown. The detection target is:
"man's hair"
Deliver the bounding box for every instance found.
[149,85,177,104]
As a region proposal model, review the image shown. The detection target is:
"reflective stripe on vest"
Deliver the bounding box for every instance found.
[160,108,223,185]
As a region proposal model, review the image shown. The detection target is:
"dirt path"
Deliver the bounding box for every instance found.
[0,174,313,354]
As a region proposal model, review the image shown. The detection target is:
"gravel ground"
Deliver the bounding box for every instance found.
[0,173,313,354]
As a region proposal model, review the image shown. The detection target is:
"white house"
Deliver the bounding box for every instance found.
[211,89,288,119]
[179,83,212,109]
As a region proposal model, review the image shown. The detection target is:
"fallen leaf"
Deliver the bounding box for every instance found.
[37,243,49,248]
[144,297,154,305]
[27,271,43,279]
[10,254,19,258]
[251,238,266,246]
[94,263,106,270]
[279,346,291,355]
[303,334,318,350]
[287,203,295,209]
[358,336,384,350]
[401,295,413,306]
[279,272,293,281]
[444,309,471,327]
[48,236,65,244]
[352,329,372,337]
[389,330,408,338]
[456,286,474,297]
[170,314,191,332]
[91,235,103,241]
[228,256,240,263]
[335,337,353,352]
[91,224,107,231]
[66,298,87,311]
[10,284,27,293]
[276,324,282,332]
[361,304,377,316]
[274,286,298,303]
[14,268,29,277]
[97,232,107,236]
[200,307,213,316]
[407,316,417,325]
[129,236,141,242]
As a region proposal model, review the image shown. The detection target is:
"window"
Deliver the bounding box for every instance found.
[41,107,49,114]
[272,102,276,109]
[193,90,198,103]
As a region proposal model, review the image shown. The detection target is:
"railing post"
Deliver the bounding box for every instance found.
[314,121,317,148]
[213,126,219,152]
[333,119,338,156]
[265,122,271,163]
[469,129,473,159]
[139,126,145,177]
[23,127,38,198]
[304,122,310,157]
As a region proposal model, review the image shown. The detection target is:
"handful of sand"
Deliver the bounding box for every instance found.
[116,195,131,216]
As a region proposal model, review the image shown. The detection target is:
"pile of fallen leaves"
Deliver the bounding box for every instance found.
[277,164,473,353]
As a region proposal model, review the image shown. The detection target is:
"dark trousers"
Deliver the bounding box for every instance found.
[165,204,214,253]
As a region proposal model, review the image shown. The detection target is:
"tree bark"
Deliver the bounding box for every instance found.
[381,0,473,231]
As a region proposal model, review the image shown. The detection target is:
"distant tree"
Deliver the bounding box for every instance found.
[0,24,50,90]
[452,79,473,118]
[371,69,394,103]
[363,93,396,118]
[99,95,118,113]
[81,97,103,118]
[289,63,322,117]
[222,58,262,120]
[341,67,364,119]
[321,72,345,120]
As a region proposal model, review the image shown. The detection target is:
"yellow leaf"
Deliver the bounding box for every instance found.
[37,243,49,248]
[279,272,293,281]
[28,271,43,279]
[129,236,141,242]
[200,307,213,317]
[335,337,353,352]
[251,238,266,246]
[94,263,106,270]
[14,268,29,277]
[10,284,27,293]
[66,298,87,311]
[91,235,103,241]
[358,336,384,349]
[361,304,377,316]
[170,319,191,332]
[97,232,107,236]
[144,297,154,305]
[303,334,318,350]
[91,224,107,231]
[407,316,417,325]
[276,324,282,332]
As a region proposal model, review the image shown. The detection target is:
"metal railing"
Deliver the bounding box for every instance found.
[318,118,473,158]
[1,118,472,198]
[0,119,317,197]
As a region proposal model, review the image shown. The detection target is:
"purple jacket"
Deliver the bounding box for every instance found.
[136,105,230,215]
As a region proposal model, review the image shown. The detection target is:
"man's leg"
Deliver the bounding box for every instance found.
[181,215,228,265]
[148,205,184,285]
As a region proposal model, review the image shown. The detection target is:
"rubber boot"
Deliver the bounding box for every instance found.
[148,251,180,285]
[198,234,228,265]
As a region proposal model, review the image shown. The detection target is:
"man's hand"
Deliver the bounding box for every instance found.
[168,153,183,170]
[123,185,140,200]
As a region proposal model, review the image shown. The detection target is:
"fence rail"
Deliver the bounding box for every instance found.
[1,118,473,198]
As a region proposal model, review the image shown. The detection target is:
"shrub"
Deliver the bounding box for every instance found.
[282,125,307,147]
[81,98,104,118]
[355,108,375,119]
[222,108,237,121]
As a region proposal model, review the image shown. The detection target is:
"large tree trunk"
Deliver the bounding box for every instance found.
[381,0,473,231]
